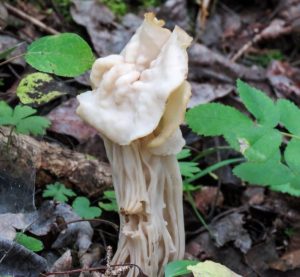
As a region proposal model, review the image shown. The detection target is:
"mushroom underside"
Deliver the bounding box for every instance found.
[103,136,185,277]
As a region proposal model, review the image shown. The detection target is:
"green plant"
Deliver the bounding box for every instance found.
[15,232,44,252]
[0,33,95,78]
[25,33,94,77]
[72,196,102,219]
[99,0,128,16]
[245,49,283,67]
[0,101,50,136]
[99,190,118,212]
[164,260,198,277]
[186,79,300,196]
[42,182,76,203]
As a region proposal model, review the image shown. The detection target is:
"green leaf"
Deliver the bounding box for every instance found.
[164,260,198,277]
[72,197,102,219]
[186,103,253,137]
[0,101,50,135]
[179,161,201,178]
[233,151,292,187]
[15,233,44,252]
[43,182,76,203]
[99,190,118,212]
[284,138,300,173]
[244,128,282,162]
[25,33,95,77]
[176,149,192,160]
[15,115,50,135]
[278,99,300,136]
[237,79,279,127]
[17,73,66,105]
[272,175,300,196]
[183,183,201,192]
[187,260,241,277]
[0,101,14,125]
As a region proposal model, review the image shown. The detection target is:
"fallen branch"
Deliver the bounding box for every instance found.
[0,127,112,197]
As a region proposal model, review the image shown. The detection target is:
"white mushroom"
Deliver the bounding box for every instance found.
[77,13,192,277]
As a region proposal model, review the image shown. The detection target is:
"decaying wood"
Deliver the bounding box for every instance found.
[0,128,112,197]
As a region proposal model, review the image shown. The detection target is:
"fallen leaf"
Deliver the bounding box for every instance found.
[189,43,265,83]
[187,260,242,277]
[210,212,252,253]
[267,61,300,101]
[0,238,47,276]
[189,82,234,107]
[49,250,72,277]
[71,0,142,56]
[269,249,300,271]
[194,187,224,215]
[47,98,98,143]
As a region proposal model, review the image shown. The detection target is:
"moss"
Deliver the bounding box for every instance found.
[99,0,128,16]
[141,0,161,8]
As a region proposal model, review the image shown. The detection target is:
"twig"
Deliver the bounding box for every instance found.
[230,32,262,63]
[41,263,146,277]
[4,3,59,35]
[65,219,119,231]
[0,53,25,67]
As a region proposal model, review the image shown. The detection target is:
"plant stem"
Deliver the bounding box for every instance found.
[192,145,232,161]
[280,131,300,140]
[186,190,213,236]
[185,157,244,184]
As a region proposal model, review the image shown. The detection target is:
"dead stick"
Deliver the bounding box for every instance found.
[4,3,60,35]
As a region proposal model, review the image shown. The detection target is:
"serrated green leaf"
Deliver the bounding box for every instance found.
[233,151,292,187]
[43,182,76,203]
[164,260,198,277]
[0,101,14,125]
[186,103,253,137]
[176,149,191,160]
[0,101,13,117]
[15,115,50,135]
[272,175,300,196]
[17,73,66,105]
[15,232,44,252]
[179,161,201,178]
[25,33,95,77]
[284,138,300,173]
[0,101,50,135]
[13,105,36,122]
[244,129,282,162]
[237,79,279,127]
[72,197,102,219]
[278,99,300,136]
[183,183,201,192]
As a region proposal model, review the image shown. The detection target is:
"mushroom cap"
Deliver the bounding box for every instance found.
[77,13,192,146]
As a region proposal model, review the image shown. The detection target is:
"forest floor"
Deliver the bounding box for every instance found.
[1,0,300,276]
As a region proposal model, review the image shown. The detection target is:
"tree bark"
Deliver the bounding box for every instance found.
[0,128,112,197]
